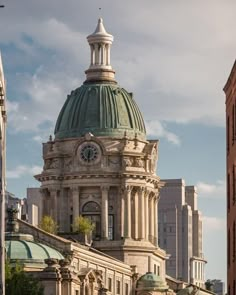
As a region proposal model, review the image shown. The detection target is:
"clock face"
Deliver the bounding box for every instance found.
[78,142,101,164]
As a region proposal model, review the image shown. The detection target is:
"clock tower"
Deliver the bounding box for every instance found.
[35,18,167,277]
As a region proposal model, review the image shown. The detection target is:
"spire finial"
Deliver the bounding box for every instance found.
[85,18,116,83]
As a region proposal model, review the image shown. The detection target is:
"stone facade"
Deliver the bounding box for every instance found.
[34,18,168,281]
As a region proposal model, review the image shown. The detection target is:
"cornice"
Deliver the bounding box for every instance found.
[35,171,160,185]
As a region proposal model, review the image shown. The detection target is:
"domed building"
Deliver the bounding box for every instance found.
[15,18,194,295]
[35,17,164,277]
[3,19,215,295]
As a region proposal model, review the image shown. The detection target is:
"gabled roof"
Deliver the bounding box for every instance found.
[223,59,236,93]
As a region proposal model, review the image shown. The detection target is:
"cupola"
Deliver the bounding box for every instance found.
[54,19,146,140]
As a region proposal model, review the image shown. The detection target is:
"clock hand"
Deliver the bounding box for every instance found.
[87,149,91,160]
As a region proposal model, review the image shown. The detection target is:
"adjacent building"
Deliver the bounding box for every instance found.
[224,60,236,295]
[0,52,7,295]
[207,279,225,295]
[158,179,207,288]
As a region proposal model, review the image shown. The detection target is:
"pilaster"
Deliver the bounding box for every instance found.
[138,187,145,240]
[124,186,132,239]
[49,188,59,222]
[101,186,109,240]
[71,186,80,223]
[145,189,149,241]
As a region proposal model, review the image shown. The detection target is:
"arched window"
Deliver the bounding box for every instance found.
[83,201,100,212]
[82,201,101,240]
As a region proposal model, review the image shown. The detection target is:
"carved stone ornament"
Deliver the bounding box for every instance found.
[44,158,60,170]
[123,157,133,167]
[64,157,73,171]
[134,157,144,168]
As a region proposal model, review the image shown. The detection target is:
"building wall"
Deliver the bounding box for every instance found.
[0,53,6,294]
[158,179,206,287]
[27,187,42,225]
[224,60,236,295]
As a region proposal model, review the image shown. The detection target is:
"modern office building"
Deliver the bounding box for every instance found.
[207,279,225,295]
[158,179,207,288]
[224,59,236,295]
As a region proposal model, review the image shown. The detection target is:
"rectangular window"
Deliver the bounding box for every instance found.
[234,222,236,261]
[228,173,231,211]
[227,115,230,153]
[233,105,235,144]
[154,264,157,274]
[228,228,231,267]
[125,283,129,295]
[108,215,114,240]
[233,166,236,204]
[157,266,160,276]
[116,280,121,294]
[108,278,112,292]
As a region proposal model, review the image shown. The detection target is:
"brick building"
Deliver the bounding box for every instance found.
[224,60,236,295]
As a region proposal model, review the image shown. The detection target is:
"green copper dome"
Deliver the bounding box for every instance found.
[5,239,64,264]
[54,83,146,140]
[136,272,169,291]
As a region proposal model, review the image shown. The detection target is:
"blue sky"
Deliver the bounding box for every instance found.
[1,0,234,283]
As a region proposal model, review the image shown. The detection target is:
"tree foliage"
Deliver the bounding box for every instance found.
[5,260,44,295]
[72,216,95,234]
[38,215,58,234]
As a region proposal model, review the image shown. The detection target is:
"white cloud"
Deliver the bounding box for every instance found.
[1,0,235,135]
[146,120,180,145]
[197,180,226,198]
[33,135,43,143]
[7,165,42,179]
[203,216,226,231]
[7,65,79,133]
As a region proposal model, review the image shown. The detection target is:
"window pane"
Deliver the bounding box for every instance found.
[108,215,114,240]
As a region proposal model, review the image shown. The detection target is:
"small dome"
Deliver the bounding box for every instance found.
[54,83,146,140]
[5,239,64,264]
[136,272,168,291]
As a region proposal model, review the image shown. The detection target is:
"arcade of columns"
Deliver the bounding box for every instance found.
[41,184,159,245]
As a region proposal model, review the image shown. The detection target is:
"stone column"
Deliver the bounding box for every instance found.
[145,190,149,240]
[72,186,80,223]
[106,44,111,65]
[101,186,109,240]
[60,188,70,232]
[49,188,58,223]
[40,259,62,295]
[124,186,132,239]
[154,193,159,246]
[116,187,122,239]
[90,44,94,65]
[120,188,124,238]
[101,44,105,65]
[134,189,139,240]
[95,44,99,65]
[149,193,155,243]
[138,187,145,240]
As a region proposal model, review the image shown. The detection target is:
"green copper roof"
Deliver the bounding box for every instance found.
[5,240,64,264]
[54,83,146,140]
[136,272,169,291]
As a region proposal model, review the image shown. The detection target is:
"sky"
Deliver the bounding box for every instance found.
[0,0,234,284]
